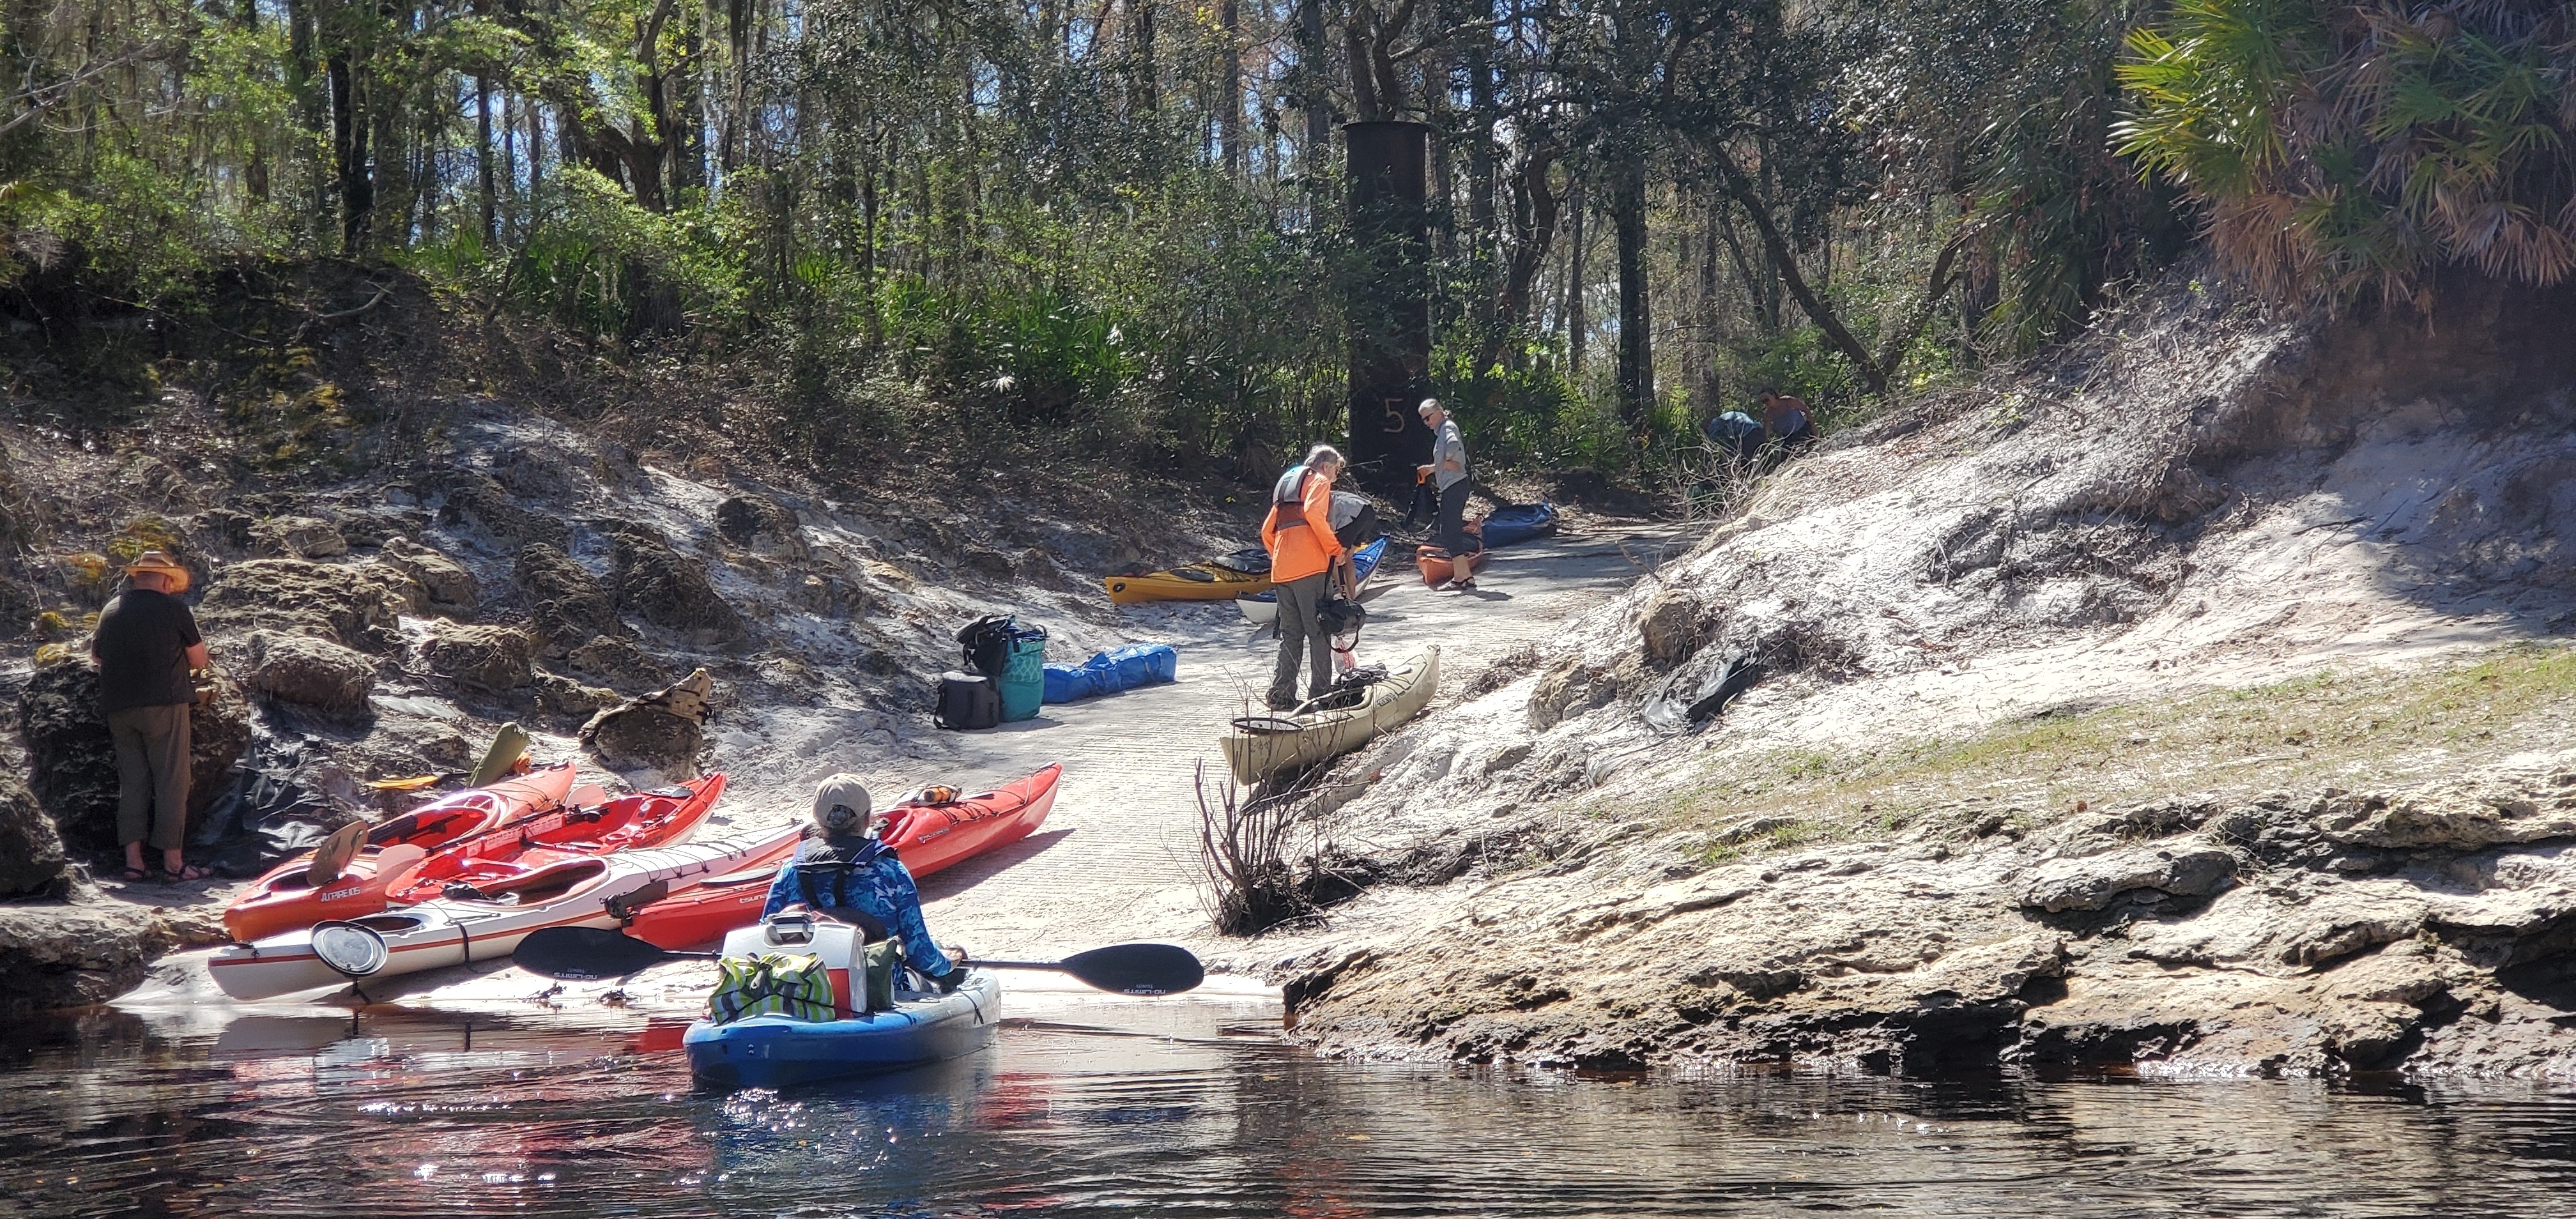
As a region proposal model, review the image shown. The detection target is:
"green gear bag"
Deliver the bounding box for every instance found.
[707,951,836,1024]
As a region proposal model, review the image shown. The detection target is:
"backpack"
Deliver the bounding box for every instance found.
[955,615,1016,678]
[934,671,1002,730]
[707,951,836,1024]
[1317,594,1367,638]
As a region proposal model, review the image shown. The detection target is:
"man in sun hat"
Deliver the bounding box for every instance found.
[759,773,967,990]
[89,550,210,883]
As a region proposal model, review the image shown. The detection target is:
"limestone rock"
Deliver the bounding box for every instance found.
[566,634,670,693]
[0,772,69,899]
[580,667,715,778]
[17,660,251,850]
[515,543,620,656]
[424,623,534,693]
[245,631,376,711]
[715,494,807,559]
[532,670,620,727]
[435,470,570,549]
[2317,766,2576,850]
[0,903,172,1015]
[195,558,406,650]
[610,528,741,640]
[376,535,479,616]
[2019,843,2237,912]
[249,515,349,558]
[1638,587,1701,667]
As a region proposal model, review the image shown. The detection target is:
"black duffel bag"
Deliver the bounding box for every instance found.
[934,671,1003,730]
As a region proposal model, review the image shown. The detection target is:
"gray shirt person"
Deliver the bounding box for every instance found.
[1432,418,1470,491]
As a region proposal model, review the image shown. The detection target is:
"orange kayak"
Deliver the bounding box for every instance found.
[1416,545,1489,588]
[380,774,726,906]
[222,762,579,943]
[625,763,1060,950]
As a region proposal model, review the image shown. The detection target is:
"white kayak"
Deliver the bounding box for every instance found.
[208,824,802,1000]
[1219,646,1439,786]
[1237,537,1388,627]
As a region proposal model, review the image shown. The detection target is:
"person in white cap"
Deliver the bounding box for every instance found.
[758,774,966,989]
[90,550,210,882]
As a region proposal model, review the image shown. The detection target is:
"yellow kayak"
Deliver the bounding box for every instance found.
[1103,560,1273,604]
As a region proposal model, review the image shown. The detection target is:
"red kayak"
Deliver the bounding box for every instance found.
[222,762,579,943]
[625,763,1061,950]
[380,774,727,907]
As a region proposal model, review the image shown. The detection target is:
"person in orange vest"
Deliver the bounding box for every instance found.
[1261,444,1357,710]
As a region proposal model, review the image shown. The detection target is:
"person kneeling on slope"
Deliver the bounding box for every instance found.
[761,774,968,991]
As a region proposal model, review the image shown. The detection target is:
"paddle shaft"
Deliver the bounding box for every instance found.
[512,926,1201,994]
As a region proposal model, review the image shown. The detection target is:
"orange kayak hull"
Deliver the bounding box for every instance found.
[1416,545,1489,587]
[220,762,578,943]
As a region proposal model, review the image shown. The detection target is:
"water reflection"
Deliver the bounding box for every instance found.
[4,1000,2576,1216]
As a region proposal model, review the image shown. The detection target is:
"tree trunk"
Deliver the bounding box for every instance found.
[328,51,371,252]
[1218,0,1240,177]
[1485,150,1560,369]
[477,77,498,245]
[1129,0,1158,115]
[1565,180,1586,377]
[1611,151,1652,431]
[1296,0,1330,173]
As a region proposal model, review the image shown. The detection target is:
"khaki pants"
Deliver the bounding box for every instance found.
[107,703,191,852]
[1269,573,1333,707]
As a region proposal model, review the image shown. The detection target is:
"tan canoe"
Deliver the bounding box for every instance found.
[1220,647,1441,786]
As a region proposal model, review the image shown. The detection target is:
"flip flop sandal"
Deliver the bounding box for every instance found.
[120,866,151,882]
[162,864,208,882]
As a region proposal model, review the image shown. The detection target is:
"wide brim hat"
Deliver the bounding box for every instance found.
[122,549,190,594]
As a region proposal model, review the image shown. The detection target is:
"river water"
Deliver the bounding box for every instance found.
[8,983,2576,1218]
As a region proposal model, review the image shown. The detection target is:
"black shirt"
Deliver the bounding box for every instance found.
[91,589,202,712]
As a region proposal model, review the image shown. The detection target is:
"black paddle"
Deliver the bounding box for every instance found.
[512,926,1206,995]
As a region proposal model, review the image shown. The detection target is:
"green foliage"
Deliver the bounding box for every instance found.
[2117,0,2576,301]
[1429,332,1609,471]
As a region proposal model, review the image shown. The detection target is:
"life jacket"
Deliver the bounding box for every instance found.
[792,832,894,942]
[1271,464,1315,529]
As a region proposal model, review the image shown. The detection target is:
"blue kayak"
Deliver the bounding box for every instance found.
[1476,501,1560,548]
[684,970,1002,1089]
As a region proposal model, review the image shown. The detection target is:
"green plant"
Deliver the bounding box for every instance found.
[2116,0,2576,302]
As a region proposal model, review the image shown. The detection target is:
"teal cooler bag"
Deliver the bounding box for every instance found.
[999,630,1048,721]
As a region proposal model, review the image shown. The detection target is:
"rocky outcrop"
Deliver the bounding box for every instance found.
[424,623,533,693]
[248,514,348,558]
[194,558,406,650]
[18,661,252,851]
[0,904,181,1015]
[514,543,619,656]
[532,671,620,727]
[2018,843,2237,913]
[1284,751,2576,1078]
[0,772,69,898]
[579,667,713,779]
[435,470,571,549]
[610,528,740,640]
[376,535,478,617]
[716,494,807,559]
[566,634,668,692]
[244,631,376,711]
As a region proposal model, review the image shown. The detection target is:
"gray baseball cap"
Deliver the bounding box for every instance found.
[811,773,873,834]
